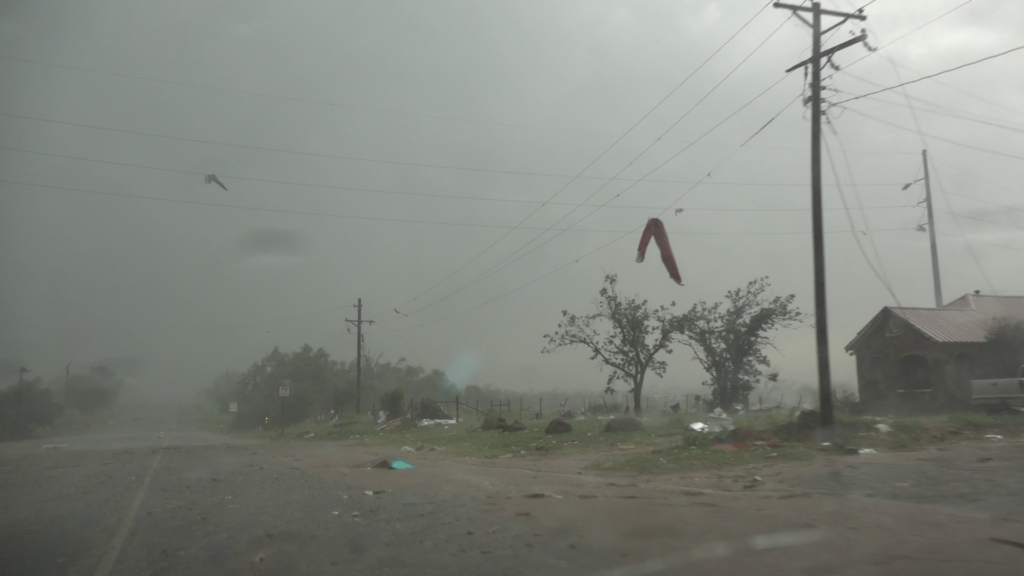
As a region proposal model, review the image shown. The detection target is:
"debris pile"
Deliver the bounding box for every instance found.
[604,417,643,432]
[545,418,573,434]
[503,420,527,433]
[480,415,507,431]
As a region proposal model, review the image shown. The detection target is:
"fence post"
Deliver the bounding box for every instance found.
[455,396,460,423]
[476,399,480,421]
[539,397,543,418]
[685,394,688,414]
[519,397,523,420]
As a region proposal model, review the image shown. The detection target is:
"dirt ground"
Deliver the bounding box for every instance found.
[4,403,1023,575]
[275,434,1024,575]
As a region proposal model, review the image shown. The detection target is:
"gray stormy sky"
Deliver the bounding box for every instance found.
[1,0,1022,397]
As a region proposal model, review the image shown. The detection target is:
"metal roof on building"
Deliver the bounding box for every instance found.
[846,294,1024,352]
[888,307,991,343]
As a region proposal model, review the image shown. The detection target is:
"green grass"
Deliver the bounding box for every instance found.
[193,403,1024,475]
[590,441,819,474]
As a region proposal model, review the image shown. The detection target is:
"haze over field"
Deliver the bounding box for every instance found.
[2,0,1022,399]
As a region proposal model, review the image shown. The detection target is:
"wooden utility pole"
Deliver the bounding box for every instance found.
[921,149,943,306]
[775,2,868,440]
[346,298,374,414]
[64,362,71,407]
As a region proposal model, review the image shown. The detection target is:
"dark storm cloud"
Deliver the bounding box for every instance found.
[1,0,1021,395]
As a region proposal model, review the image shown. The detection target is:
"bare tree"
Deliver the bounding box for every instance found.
[543,275,680,418]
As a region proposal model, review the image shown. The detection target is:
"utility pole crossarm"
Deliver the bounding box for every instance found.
[785,33,868,73]
[773,2,866,20]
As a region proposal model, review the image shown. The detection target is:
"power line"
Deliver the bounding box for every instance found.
[931,158,1024,209]
[830,45,1024,106]
[399,13,797,318]
[0,144,911,194]
[945,192,1024,215]
[1,177,916,231]
[937,230,1024,253]
[824,0,978,80]
[823,122,901,305]
[935,209,1024,233]
[835,90,1024,135]
[880,55,1024,122]
[835,69,1024,131]
[929,159,998,293]
[874,54,998,295]
[402,75,796,319]
[836,106,1024,162]
[0,53,631,141]
[0,111,634,180]
[382,1,782,316]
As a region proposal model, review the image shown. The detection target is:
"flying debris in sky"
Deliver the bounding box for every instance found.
[205,174,228,190]
[394,309,408,317]
[636,218,683,285]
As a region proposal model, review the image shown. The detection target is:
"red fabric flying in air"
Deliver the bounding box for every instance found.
[635,218,683,285]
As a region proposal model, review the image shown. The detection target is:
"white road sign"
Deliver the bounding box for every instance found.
[229,402,238,412]
[279,383,290,397]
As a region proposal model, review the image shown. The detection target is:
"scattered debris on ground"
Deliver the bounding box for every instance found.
[706,408,735,432]
[417,419,456,427]
[874,423,893,434]
[503,420,527,433]
[480,415,508,431]
[710,442,751,451]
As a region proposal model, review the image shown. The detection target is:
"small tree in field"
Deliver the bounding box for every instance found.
[542,275,680,418]
[677,277,803,410]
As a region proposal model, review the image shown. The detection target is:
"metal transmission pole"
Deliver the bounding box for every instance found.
[346,298,374,415]
[921,150,943,306]
[774,2,868,440]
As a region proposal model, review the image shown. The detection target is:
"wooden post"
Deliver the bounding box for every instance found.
[519,397,523,419]
[476,399,480,420]
[539,397,543,418]
[456,396,460,423]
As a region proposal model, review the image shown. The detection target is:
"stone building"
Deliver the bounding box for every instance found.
[845,294,1024,407]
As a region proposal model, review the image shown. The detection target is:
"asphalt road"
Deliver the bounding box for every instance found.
[2,402,1024,575]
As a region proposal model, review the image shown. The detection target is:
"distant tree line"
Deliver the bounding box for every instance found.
[208,344,458,429]
[0,365,124,441]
